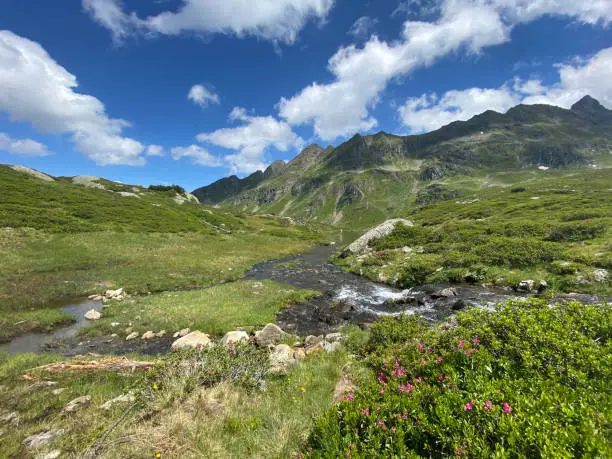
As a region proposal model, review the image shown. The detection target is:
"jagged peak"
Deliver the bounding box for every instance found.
[571,95,607,112]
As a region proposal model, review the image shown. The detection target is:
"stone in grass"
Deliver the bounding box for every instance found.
[23,429,65,449]
[100,392,135,411]
[1,412,19,424]
[593,269,608,283]
[35,451,61,459]
[126,332,139,341]
[269,344,296,374]
[255,323,286,347]
[172,331,213,350]
[84,309,101,321]
[304,335,323,347]
[64,395,91,413]
[452,299,467,311]
[173,328,191,338]
[141,331,156,340]
[325,333,343,342]
[517,280,535,292]
[221,331,249,345]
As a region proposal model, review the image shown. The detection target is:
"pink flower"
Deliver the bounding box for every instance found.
[377,372,388,385]
[377,420,385,426]
[391,368,406,377]
[473,337,480,344]
[380,388,385,395]
[197,343,203,349]
[502,403,512,414]
[338,395,345,401]
[391,427,397,433]
[435,357,443,365]
[458,340,465,348]
[297,454,303,459]
[417,344,424,352]
[421,359,427,365]
[438,375,444,381]
[348,443,355,450]
[465,350,472,357]
[399,384,414,393]
[483,400,492,411]
[415,377,422,384]
[360,408,370,416]
[344,453,350,458]
[308,447,313,452]
[376,406,381,412]
[463,400,474,411]
[346,393,355,402]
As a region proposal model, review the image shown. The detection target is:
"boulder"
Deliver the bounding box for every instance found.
[538,280,548,293]
[431,287,457,298]
[341,219,413,256]
[255,323,286,347]
[141,331,155,340]
[125,332,139,341]
[51,388,66,396]
[517,280,535,292]
[1,412,19,424]
[325,333,343,343]
[304,335,323,347]
[84,309,101,321]
[269,344,295,374]
[35,451,61,459]
[305,342,325,355]
[100,392,135,411]
[172,331,213,350]
[593,269,609,283]
[173,328,191,338]
[452,299,467,311]
[111,322,120,327]
[105,288,124,298]
[23,429,65,449]
[324,341,342,353]
[221,331,249,345]
[293,348,306,360]
[402,246,413,254]
[64,395,91,413]
[156,330,167,338]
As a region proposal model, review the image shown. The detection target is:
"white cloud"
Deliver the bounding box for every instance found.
[196,107,304,174]
[188,84,220,108]
[83,0,335,44]
[0,30,145,166]
[146,144,165,156]
[278,0,612,141]
[0,132,50,156]
[398,47,612,133]
[348,16,379,38]
[170,145,223,167]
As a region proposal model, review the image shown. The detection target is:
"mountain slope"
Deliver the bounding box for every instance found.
[193,96,612,229]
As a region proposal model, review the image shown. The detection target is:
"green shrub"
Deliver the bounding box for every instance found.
[395,255,441,287]
[306,300,611,458]
[546,221,607,242]
[474,237,559,267]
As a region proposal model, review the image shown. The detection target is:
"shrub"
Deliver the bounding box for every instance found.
[510,187,526,193]
[474,237,559,268]
[306,300,611,458]
[149,184,186,194]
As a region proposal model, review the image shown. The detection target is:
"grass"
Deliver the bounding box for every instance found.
[336,170,612,296]
[83,280,319,338]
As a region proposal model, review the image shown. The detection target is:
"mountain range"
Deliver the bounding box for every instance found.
[193,96,612,228]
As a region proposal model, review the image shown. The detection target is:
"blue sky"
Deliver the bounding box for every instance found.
[0,1,611,191]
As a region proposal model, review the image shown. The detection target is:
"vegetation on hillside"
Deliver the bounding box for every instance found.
[336,170,612,296]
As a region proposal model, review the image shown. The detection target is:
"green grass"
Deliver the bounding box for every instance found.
[83,280,319,338]
[336,170,612,296]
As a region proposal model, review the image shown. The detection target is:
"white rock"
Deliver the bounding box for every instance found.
[254,323,286,347]
[173,328,191,338]
[64,395,91,413]
[518,280,535,292]
[221,331,249,345]
[35,450,61,459]
[325,333,343,342]
[9,165,54,182]
[23,430,65,449]
[1,412,18,424]
[84,309,101,321]
[593,269,609,283]
[343,219,413,256]
[324,341,343,353]
[126,332,139,341]
[141,331,156,340]
[156,330,167,338]
[51,388,66,396]
[269,344,295,374]
[100,392,135,411]
[402,246,413,254]
[172,331,213,350]
[111,322,120,327]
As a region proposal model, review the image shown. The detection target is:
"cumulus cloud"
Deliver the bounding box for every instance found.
[188,84,220,108]
[0,133,50,156]
[348,16,379,39]
[170,145,223,167]
[398,47,612,133]
[83,0,334,44]
[0,30,145,166]
[146,145,165,156]
[278,0,612,141]
[196,107,304,174]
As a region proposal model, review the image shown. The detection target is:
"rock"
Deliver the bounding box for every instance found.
[35,450,61,459]
[538,280,548,293]
[141,331,155,340]
[324,341,342,353]
[27,381,58,393]
[325,333,343,342]
[173,328,191,338]
[304,335,322,347]
[221,331,249,345]
[156,330,167,338]
[431,287,457,298]
[593,269,609,283]
[126,332,139,341]
[452,299,467,311]
[9,165,55,182]
[23,429,65,449]
[64,395,91,412]
[1,412,19,424]
[84,309,101,321]
[517,280,535,292]
[125,327,133,333]
[402,246,413,254]
[100,392,135,410]
[269,344,295,374]
[255,323,286,347]
[111,333,118,338]
[305,342,325,355]
[51,388,66,396]
[111,322,120,327]
[172,331,213,350]
[293,348,306,360]
[105,288,124,299]
[341,219,413,256]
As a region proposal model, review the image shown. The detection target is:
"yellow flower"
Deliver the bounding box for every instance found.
[292,396,296,401]
[155,453,161,458]
[301,387,306,393]
[153,384,159,391]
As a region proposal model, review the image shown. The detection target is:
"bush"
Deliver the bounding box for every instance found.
[306,300,611,458]
[474,237,559,268]
[149,184,186,194]
[510,187,526,193]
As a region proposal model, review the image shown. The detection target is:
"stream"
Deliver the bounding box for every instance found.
[1,245,604,355]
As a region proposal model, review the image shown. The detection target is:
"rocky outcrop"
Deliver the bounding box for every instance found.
[64,395,91,413]
[9,165,54,182]
[255,323,286,347]
[23,430,65,449]
[221,331,249,345]
[172,331,213,349]
[84,309,101,321]
[341,219,413,256]
[269,344,295,374]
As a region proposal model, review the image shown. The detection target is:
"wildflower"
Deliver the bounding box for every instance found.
[344,453,350,458]
[473,337,480,344]
[399,384,414,393]
[301,387,306,393]
[435,356,443,364]
[338,395,345,401]
[297,454,303,459]
[438,375,444,381]
[347,393,355,401]
[465,350,472,357]
[197,343,203,350]
[421,359,427,365]
[292,396,296,402]
[377,420,385,426]
[415,377,422,384]
[502,403,512,414]
[377,372,388,385]
[463,400,474,411]
[417,344,424,352]
[483,400,492,411]
[391,427,397,433]
[348,443,355,449]
[458,340,465,348]
[153,384,159,391]
[426,346,433,354]
[308,447,313,452]
[376,406,381,412]
[156,453,161,458]
[360,408,370,416]
[379,388,385,395]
